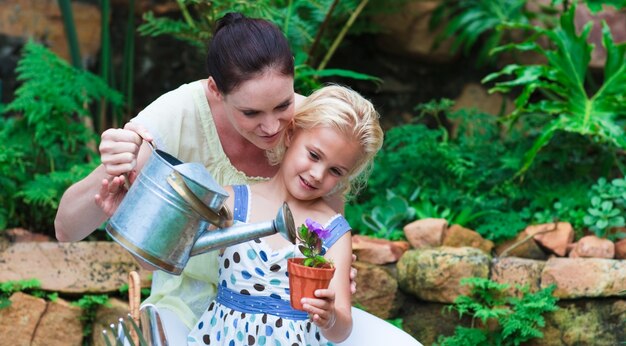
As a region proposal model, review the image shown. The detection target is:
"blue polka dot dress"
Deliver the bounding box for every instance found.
[188,185,351,346]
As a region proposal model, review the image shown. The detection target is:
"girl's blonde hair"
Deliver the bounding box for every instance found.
[268,84,384,197]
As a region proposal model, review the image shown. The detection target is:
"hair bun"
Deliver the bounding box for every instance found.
[215,12,246,33]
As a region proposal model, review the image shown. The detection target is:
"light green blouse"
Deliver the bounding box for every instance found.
[132,80,267,328]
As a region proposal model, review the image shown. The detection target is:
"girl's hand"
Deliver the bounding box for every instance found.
[301,288,337,330]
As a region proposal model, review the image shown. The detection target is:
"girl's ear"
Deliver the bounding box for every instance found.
[284,122,296,147]
[206,77,223,100]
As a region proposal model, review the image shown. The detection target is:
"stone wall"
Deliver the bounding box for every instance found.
[0,236,624,345]
[0,236,150,346]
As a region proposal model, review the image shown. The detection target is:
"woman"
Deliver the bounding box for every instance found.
[55,12,420,345]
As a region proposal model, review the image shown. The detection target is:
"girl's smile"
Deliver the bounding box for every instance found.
[299,175,318,190]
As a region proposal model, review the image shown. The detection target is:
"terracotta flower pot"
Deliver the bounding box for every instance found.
[288,257,335,311]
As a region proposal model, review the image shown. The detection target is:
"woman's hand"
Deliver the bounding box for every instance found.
[96,122,153,216]
[100,122,153,177]
[95,176,130,217]
[350,253,358,294]
[301,288,337,330]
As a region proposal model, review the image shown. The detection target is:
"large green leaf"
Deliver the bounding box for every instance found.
[430,0,529,65]
[483,4,626,176]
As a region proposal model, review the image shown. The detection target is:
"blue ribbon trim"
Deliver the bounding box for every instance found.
[216,286,309,320]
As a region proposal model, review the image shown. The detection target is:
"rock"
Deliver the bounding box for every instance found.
[525,222,574,257]
[352,262,404,319]
[615,238,626,259]
[452,83,514,116]
[442,224,494,254]
[0,0,101,65]
[397,247,491,303]
[392,240,411,253]
[525,298,626,346]
[372,0,456,62]
[403,218,447,249]
[352,235,409,265]
[402,299,471,346]
[91,298,130,346]
[32,298,83,346]
[568,235,615,258]
[0,242,151,293]
[495,231,548,260]
[491,257,545,297]
[0,292,47,346]
[5,228,52,243]
[541,257,626,299]
[0,233,10,254]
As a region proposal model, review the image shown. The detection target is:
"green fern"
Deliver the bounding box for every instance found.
[436,277,558,346]
[73,294,111,338]
[1,41,120,233]
[0,279,54,309]
[449,278,511,326]
[500,285,558,345]
[435,327,488,346]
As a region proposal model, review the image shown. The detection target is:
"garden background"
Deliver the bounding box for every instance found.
[0,0,625,345]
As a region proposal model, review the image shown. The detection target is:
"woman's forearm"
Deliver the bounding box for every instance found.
[54,165,109,242]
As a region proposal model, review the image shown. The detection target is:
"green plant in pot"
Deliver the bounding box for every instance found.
[288,218,335,311]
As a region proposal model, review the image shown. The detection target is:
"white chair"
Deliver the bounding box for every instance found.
[337,307,422,346]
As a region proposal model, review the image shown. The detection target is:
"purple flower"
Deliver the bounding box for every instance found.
[305,218,331,240]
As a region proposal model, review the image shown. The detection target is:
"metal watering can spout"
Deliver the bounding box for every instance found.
[191,202,297,256]
[106,147,298,275]
[166,171,297,255]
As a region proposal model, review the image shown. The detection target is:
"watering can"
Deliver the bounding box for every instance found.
[106,146,296,275]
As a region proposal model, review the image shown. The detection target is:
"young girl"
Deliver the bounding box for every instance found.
[187,85,384,345]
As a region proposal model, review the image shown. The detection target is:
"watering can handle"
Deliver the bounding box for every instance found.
[166,171,233,228]
[122,139,157,190]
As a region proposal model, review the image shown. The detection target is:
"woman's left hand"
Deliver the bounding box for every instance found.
[350,253,358,294]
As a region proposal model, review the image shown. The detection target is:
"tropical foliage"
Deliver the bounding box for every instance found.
[431,0,564,66]
[137,0,386,93]
[484,3,626,177]
[0,42,121,234]
[350,2,626,244]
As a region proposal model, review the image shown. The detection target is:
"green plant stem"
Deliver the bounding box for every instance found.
[498,221,558,258]
[178,0,196,28]
[100,0,111,133]
[283,0,293,38]
[611,148,626,176]
[307,0,339,66]
[122,0,136,123]
[317,0,369,71]
[57,0,82,68]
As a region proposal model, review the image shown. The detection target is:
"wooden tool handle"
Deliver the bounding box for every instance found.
[128,271,141,345]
